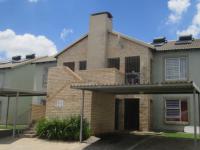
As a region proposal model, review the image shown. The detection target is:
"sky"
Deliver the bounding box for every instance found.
[0,0,199,59]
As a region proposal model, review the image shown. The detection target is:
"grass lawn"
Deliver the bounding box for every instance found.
[162,132,200,139]
[0,125,28,130]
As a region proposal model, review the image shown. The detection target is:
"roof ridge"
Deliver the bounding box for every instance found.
[55,34,88,57]
[111,31,155,49]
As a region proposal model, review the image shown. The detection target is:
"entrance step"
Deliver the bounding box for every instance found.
[22,133,37,138]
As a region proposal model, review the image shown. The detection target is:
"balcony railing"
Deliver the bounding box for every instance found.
[125,72,140,85]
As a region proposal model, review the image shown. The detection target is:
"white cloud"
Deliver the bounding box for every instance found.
[60,28,73,41]
[0,29,57,58]
[28,0,40,3]
[177,2,200,37]
[167,0,191,23]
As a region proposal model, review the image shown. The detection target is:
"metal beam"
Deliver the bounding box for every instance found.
[6,97,10,128]
[80,90,85,143]
[13,92,19,137]
[193,90,197,148]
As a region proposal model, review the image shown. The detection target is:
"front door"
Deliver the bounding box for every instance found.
[124,99,139,130]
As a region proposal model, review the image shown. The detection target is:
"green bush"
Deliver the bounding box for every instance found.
[36,116,90,141]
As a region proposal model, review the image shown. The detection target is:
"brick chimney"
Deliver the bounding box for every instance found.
[87,12,113,69]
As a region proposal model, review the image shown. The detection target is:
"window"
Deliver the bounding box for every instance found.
[108,58,120,70]
[125,56,140,73]
[165,57,187,81]
[79,61,87,70]
[56,100,64,109]
[42,67,48,88]
[165,99,188,123]
[125,56,140,84]
[0,72,5,88]
[63,62,75,71]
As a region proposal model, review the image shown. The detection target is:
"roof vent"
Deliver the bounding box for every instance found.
[26,54,35,60]
[152,37,167,46]
[176,35,193,45]
[12,56,21,61]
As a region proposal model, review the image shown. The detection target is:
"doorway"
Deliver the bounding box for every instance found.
[124,99,139,130]
[115,99,120,130]
[0,101,2,122]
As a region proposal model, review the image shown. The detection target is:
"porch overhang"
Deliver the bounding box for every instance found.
[0,88,47,97]
[0,88,47,138]
[71,81,200,94]
[71,81,200,147]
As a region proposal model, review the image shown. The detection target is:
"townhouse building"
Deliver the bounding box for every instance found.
[46,12,200,134]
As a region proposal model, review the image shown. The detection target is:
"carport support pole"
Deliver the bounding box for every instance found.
[193,90,197,148]
[80,90,85,143]
[13,92,19,137]
[5,96,10,128]
[198,93,200,138]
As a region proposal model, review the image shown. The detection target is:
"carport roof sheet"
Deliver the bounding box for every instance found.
[0,88,47,97]
[71,81,200,94]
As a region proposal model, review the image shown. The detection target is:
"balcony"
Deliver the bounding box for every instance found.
[125,72,140,85]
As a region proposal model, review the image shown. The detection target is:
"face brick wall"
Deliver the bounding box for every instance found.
[46,67,124,134]
[46,66,92,123]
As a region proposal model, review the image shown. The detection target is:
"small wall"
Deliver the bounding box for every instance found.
[31,104,46,121]
[77,68,125,84]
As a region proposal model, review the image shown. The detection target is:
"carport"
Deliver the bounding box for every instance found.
[0,88,46,137]
[71,81,200,147]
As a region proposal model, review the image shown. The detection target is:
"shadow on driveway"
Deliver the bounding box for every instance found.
[0,136,20,144]
[83,133,200,150]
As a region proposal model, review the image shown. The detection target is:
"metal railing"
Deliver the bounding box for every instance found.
[125,72,140,85]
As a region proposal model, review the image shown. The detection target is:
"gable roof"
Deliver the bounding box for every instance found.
[154,39,200,51]
[56,31,155,58]
[0,56,56,69]
[31,56,56,64]
[111,31,155,49]
[55,34,88,58]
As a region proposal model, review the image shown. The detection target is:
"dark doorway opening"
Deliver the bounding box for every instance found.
[124,99,139,130]
[115,99,120,130]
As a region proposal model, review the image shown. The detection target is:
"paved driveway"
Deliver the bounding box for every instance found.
[0,133,199,150]
[83,133,200,150]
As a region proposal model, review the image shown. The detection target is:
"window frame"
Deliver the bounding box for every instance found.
[79,60,87,70]
[63,62,75,71]
[42,67,48,88]
[164,56,188,81]
[125,56,140,73]
[164,97,189,125]
[107,57,120,70]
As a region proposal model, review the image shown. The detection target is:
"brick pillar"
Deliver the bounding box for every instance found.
[139,95,150,131]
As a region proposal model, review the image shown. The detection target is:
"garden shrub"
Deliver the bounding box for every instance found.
[36,116,90,141]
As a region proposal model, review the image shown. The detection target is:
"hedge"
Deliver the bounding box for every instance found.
[36,116,90,141]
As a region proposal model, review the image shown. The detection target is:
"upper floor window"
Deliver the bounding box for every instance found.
[125,56,140,84]
[63,62,75,71]
[165,57,187,81]
[42,67,48,88]
[79,61,87,70]
[107,58,120,70]
[0,72,5,88]
[165,98,188,123]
